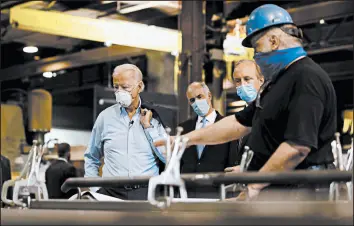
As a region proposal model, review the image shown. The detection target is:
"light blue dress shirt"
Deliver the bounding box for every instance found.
[84,101,167,191]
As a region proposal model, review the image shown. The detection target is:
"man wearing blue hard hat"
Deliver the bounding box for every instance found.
[177,4,337,201]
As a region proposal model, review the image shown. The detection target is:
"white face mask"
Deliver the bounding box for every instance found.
[115,90,132,107]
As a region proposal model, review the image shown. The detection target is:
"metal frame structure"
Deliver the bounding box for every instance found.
[9,2,181,53]
[2,203,352,225]
[0,46,146,82]
[226,1,354,54]
[2,127,353,225]
[177,0,206,123]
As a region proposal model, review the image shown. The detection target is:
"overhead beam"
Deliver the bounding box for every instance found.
[10,1,181,53]
[307,44,353,56]
[0,45,145,82]
[227,1,354,28]
[319,60,353,80]
[302,21,353,47]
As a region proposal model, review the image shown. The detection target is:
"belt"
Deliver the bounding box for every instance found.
[121,184,148,190]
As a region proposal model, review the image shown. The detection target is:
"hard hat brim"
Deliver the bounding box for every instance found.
[242,35,253,48]
[242,22,294,48]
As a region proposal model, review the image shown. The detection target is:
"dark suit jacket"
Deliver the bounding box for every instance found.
[1,155,12,207]
[178,111,239,198]
[45,159,77,199]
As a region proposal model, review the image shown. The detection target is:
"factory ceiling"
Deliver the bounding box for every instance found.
[0,1,352,109]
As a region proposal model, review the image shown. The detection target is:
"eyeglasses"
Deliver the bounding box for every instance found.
[255,80,271,109]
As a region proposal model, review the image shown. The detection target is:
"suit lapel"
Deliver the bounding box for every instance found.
[183,117,199,160]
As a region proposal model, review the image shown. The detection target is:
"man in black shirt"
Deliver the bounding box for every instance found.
[176,4,336,201]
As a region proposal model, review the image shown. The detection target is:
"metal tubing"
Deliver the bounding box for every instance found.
[2,202,353,225]
[28,200,352,213]
[61,170,352,193]
[307,44,353,56]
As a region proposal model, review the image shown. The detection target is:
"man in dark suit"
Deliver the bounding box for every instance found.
[1,155,12,207]
[45,143,77,199]
[179,82,238,199]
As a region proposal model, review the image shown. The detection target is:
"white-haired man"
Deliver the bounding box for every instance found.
[84,64,166,200]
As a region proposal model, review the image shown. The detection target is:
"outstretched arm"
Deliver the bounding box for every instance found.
[184,115,251,146]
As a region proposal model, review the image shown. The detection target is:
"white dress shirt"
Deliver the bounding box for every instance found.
[195,109,217,130]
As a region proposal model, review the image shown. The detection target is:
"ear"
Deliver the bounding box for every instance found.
[259,76,264,84]
[270,35,280,51]
[208,92,212,100]
[138,81,145,93]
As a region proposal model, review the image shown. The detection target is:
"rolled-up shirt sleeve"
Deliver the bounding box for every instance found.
[234,102,256,127]
[144,119,167,163]
[84,113,104,192]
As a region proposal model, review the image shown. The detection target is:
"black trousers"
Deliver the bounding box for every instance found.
[97,187,148,200]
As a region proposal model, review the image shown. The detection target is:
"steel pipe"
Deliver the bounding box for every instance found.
[2,202,353,225]
[61,170,352,193]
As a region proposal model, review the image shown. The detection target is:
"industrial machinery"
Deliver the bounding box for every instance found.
[1,89,53,206]
[1,140,49,207]
[1,127,352,225]
[1,89,53,173]
[330,132,353,201]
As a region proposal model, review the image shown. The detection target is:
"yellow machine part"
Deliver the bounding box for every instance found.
[1,104,26,169]
[28,89,52,132]
[343,109,353,135]
[10,1,181,53]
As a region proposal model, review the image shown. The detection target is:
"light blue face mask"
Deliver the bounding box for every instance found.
[191,99,210,117]
[254,47,307,80]
[236,84,258,103]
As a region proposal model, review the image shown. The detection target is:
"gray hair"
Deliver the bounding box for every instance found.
[187,82,210,95]
[251,24,303,49]
[112,64,143,81]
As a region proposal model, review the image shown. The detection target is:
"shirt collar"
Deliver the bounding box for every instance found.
[120,97,142,116]
[57,157,68,163]
[198,109,217,123]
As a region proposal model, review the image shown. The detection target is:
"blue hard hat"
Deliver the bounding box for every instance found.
[242,4,294,48]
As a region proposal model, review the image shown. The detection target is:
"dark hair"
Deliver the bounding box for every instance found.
[57,143,70,157]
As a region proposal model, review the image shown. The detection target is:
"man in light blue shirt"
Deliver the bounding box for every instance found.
[84,64,167,200]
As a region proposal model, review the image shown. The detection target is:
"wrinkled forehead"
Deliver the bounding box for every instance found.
[233,62,258,79]
[187,84,207,98]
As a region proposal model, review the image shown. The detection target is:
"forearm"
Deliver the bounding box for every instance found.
[251,142,310,190]
[84,156,101,192]
[185,115,250,146]
[84,153,101,178]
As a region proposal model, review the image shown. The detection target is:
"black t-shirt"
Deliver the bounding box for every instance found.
[235,57,336,171]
